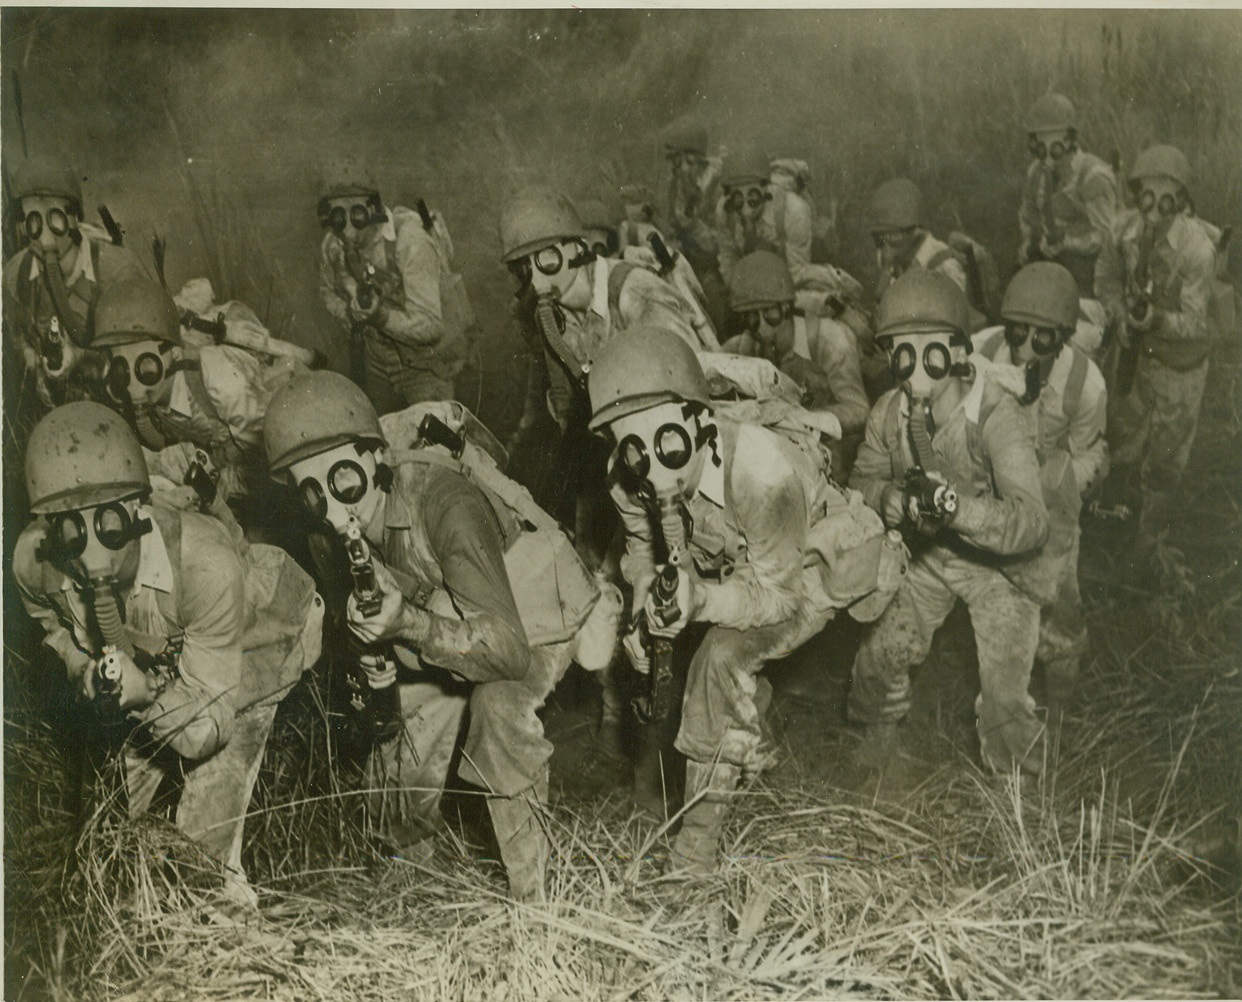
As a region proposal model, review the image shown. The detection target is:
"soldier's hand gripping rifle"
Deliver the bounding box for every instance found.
[343,515,402,743]
[41,315,65,374]
[630,480,687,725]
[900,467,958,539]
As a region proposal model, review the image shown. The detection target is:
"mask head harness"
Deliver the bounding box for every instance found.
[506,239,595,292]
[104,343,180,401]
[884,330,973,389]
[35,493,153,584]
[1027,129,1077,163]
[609,401,719,495]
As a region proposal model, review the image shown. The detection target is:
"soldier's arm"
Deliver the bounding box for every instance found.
[939,254,969,295]
[406,474,531,684]
[1152,233,1214,342]
[621,268,701,348]
[1067,361,1109,497]
[319,236,352,327]
[1017,163,1041,258]
[145,518,245,760]
[1063,169,1116,257]
[850,394,899,517]
[696,432,807,631]
[716,212,740,285]
[781,195,848,294]
[200,345,266,449]
[612,478,658,608]
[377,223,445,347]
[951,396,1049,556]
[806,321,870,437]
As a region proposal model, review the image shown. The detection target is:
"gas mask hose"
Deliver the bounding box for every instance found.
[89,575,135,658]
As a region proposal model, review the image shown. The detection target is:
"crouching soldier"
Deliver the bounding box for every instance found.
[14,403,324,906]
[848,271,1051,777]
[973,263,1108,716]
[263,372,620,901]
[722,250,869,478]
[93,277,302,535]
[589,325,902,873]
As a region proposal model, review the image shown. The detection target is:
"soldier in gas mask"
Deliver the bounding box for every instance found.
[1096,144,1218,558]
[973,263,1108,718]
[848,271,1051,778]
[93,277,302,534]
[13,402,323,908]
[317,166,479,414]
[590,325,898,873]
[3,154,146,408]
[1016,94,1117,297]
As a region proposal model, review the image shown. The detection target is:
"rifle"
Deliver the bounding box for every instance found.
[630,481,686,725]
[180,308,324,368]
[95,645,124,718]
[183,447,219,509]
[1116,220,1156,396]
[342,516,402,743]
[959,240,991,322]
[647,231,720,349]
[41,315,65,373]
[1037,163,1062,254]
[416,198,435,233]
[98,205,123,247]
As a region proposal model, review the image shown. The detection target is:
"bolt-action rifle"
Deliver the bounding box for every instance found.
[343,515,402,743]
[647,231,720,348]
[630,481,686,725]
[41,315,65,373]
[1116,220,1156,396]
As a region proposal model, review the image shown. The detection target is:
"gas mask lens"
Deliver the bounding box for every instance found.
[1028,136,1067,162]
[724,188,767,213]
[106,356,131,401]
[873,228,915,250]
[44,501,146,563]
[133,352,165,386]
[1004,322,1060,356]
[1138,189,1177,216]
[616,423,693,482]
[889,340,955,383]
[23,208,71,240]
[298,460,369,519]
[739,305,790,334]
[326,203,375,233]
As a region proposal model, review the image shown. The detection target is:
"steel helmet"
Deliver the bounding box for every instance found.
[1129,144,1191,190]
[265,371,387,476]
[875,270,970,347]
[588,325,711,431]
[661,121,708,157]
[867,179,923,234]
[728,251,795,311]
[93,278,183,348]
[318,156,380,201]
[721,154,771,190]
[7,155,83,214]
[499,185,584,263]
[1025,93,1076,133]
[26,402,150,515]
[1001,262,1080,331]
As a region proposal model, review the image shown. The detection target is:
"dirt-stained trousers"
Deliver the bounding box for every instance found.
[848,545,1046,775]
[1037,524,1089,697]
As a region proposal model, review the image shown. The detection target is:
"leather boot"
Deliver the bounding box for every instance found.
[488,774,550,903]
[670,760,740,876]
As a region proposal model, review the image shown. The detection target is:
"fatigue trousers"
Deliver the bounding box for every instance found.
[1110,354,1209,497]
[125,702,279,883]
[848,546,1045,775]
[1036,524,1089,697]
[367,639,576,895]
[675,599,834,770]
[363,334,458,415]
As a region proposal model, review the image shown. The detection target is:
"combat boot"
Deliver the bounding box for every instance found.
[670,760,740,876]
[488,774,550,903]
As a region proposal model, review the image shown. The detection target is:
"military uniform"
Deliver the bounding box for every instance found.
[14,504,322,889]
[875,230,969,302]
[1019,150,1117,297]
[320,205,477,412]
[973,328,1107,698]
[849,377,1051,773]
[1096,210,1216,530]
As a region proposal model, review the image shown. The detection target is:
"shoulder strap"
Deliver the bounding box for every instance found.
[773,188,786,243]
[1063,348,1088,414]
[606,260,637,316]
[16,252,35,307]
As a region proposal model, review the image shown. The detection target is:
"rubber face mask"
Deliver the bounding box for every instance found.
[1137,177,1180,233]
[1028,129,1071,164]
[287,442,384,536]
[106,340,175,408]
[736,303,795,364]
[887,331,962,400]
[724,185,769,222]
[20,195,78,258]
[323,195,382,246]
[608,402,705,502]
[508,239,591,301]
[873,227,919,275]
[40,497,150,581]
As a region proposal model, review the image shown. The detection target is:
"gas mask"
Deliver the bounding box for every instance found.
[507,238,593,304]
[735,303,795,365]
[1004,320,1064,384]
[1027,129,1075,166]
[287,441,392,538]
[19,195,81,258]
[873,227,919,275]
[105,340,178,409]
[885,330,970,401]
[1137,178,1181,235]
[319,194,386,247]
[724,184,770,223]
[36,497,151,584]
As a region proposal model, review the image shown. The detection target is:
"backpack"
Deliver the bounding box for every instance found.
[379,400,599,646]
[697,351,905,622]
